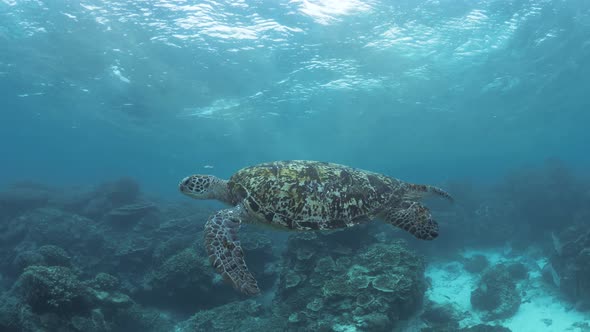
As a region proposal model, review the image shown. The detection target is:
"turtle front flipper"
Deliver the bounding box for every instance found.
[204,205,260,295]
[383,201,439,240]
[403,183,454,202]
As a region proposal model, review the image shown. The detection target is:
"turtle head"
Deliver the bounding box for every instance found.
[179,175,230,203]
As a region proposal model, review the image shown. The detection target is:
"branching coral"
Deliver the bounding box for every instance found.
[16,266,90,314]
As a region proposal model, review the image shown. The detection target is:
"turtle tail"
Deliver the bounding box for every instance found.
[404,183,454,202]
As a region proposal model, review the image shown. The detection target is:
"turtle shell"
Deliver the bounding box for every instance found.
[227,160,401,230]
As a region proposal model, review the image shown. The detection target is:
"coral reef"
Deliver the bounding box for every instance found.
[0,264,174,332]
[139,247,238,313]
[1,161,585,331]
[0,208,103,282]
[16,265,91,314]
[175,300,286,331]
[470,264,525,321]
[547,222,590,309]
[420,300,465,330]
[420,300,514,331]
[274,230,426,331]
[422,324,512,332]
[104,202,158,227]
[0,179,280,331]
[0,182,51,221]
[463,254,490,274]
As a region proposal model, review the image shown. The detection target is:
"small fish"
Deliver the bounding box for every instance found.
[203,165,214,169]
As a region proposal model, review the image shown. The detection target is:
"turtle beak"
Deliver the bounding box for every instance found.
[179,177,190,192]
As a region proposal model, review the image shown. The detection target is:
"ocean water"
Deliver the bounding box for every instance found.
[1,0,590,331]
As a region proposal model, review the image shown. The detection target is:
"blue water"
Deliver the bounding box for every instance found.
[1,0,590,330]
[2,0,589,196]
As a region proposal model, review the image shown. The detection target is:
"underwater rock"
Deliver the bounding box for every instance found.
[91,293,175,332]
[12,245,71,275]
[74,177,142,220]
[306,297,324,312]
[0,182,51,220]
[321,264,371,298]
[152,236,195,265]
[146,247,208,289]
[420,300,462,329]
[461,324,512,332]
[541,262,561,288]
[96,177,141,208]
[355,312,391,331]
[355,293,375,308]
[239,230,279,289]
[421,323,512,332]
[92,289,133,310]
[0,293,51,332]
[15,265,92,314]
[505,262,528,280]
[0,294,24,332]
[6,208,103,255]
[285,272,303,289]
[87,272,120,292]
[5,265,172,332]
[313,256,336,275]
[104,202,158,226]
[12,250,45,272]
[470,264,521,321]
[548,225,590,307]
[68,299,175,332]
[0,207,81,279]
[463,254,489,274]
[140,247,238,313]
[0,178,285,331]
[176,300,286,332]
[372,273,402,293]
[112,303,176,332]
[37,245,71,267]
[70,309,110,332]
[275,228,425,331]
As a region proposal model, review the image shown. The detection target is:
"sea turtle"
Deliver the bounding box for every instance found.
[179,160,452,295]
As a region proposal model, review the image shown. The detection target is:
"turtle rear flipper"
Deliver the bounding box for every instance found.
[204,205,260,295]
[383,201,439,240]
